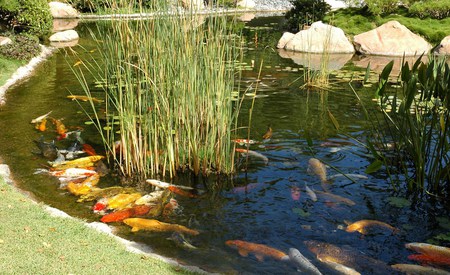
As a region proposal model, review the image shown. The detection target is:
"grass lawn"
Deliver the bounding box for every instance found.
[0,57,25,85]
[0,175,198,274]
[324,7,450,44]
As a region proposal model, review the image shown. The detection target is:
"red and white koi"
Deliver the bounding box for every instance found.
[145,179,194,190]
[232,139,258,145]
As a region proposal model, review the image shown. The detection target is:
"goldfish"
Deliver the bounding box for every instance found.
[145,179,194,190]
[307,158,327,183]
[345,220,398,235]
[392,264,450,274]
[168,186,198,198]
[100,205,151,223]
[35,118,47,132]
[315,191,356,206]
[305,183,317,202]
[235,148,269,165]
[262,126,273,140]
[30,111,52,124]
[232,139,258,145]
[305,240,394,275]
[123,218,199,235]
[50,155,105,170]
[67,95,104,103]
[107,193,143,210]
[82,144,97,156]
[288,248,322,274]
[78,187,137,202]
[405,243,450,259]
[225,240,289,262]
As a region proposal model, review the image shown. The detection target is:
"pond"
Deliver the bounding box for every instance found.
[0,15,449,274]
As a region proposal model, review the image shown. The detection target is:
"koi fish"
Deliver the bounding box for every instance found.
[168,232,197,250]
[235,148,269,165]
[107,193,143,210]
[82,143,97,156]
[73,60,83,66]
[145,179,194,190]
[30,111,52,124]
[225,240,289,262]
[345,220,398,235]
[288,248,322,275]
[317,255,361,275]
[78,187,137,202]
[67,95,104,103]
[162,198,179,216]
[34,138,58,160]
[391,264,450,274]
[315,191,355,206]
[262,126,273,140]
[35,118,47,132]
[52,118,67,136]
[405,243,450,259]
[307,158,327,183]
[35,168,97,178]
[168,186,198,198]
[408,253,450,266]
[134,191,165,205]
[232,139,258,145]
[50,155,105,170]
[123,218,199,236]
[305,183,317,202]
[65,174,100,196]
[328,173,368,181]
[93,198,108,214]
[100,204,151,223]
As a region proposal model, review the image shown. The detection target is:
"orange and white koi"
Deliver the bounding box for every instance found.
[406,243,450,260]
[145,179,193,190]
[30,111,52,124]
[225,240,289,262]
[307,158,327,183]
[345,220,398,235]
[123,218,199,236]
[51,118,67,136]
[35,118,47,132]
[235,148,269,165]
[168,186,198,198]
[232,139,258,145]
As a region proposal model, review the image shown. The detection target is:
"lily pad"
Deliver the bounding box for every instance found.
[292,207,310,217]
[387,196,411,208]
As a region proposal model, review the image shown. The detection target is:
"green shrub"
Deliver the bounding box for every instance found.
[409,0,450,19]
[0,0,52,37]
[284,0,331,32]
[0,35,41,61]
[67,0,112,13]
[364,0,399,16]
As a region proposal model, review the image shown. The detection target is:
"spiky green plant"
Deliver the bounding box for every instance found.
[71,0,242,179]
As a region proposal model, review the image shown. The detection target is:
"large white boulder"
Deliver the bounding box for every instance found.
[277,32,295,49]
[282,21,355,53]
[49,1,79,18]
[0,36,12,46]
[180,0,205,10]
[434,35,450,55]
[353,21,432,56]
[237,0,256,9]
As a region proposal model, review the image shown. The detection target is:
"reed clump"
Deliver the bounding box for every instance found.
[72,0,242,179]
[361,56,450,196]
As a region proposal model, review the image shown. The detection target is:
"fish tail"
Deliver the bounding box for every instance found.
[131,227,140,232]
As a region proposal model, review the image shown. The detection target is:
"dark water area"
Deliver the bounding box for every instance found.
[0,15,449,274]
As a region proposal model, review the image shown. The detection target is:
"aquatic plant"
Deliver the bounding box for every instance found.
[71,1,242,179]
[360,55,450,196]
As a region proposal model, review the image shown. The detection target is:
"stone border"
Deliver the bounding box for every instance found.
[0,45,55,105]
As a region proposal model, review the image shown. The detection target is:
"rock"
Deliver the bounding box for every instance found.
[283,21,354,53]
[237,0,256,9]
[0,36,12,46]
[434,35,450,55]
[49,1,79,18]
[49,30,79,42]
[52,19,79,32]
[238,13,256,22]
[276,32,295,49]
[353,21,432,56]
[278,49,353,70]
[180,0,205,10]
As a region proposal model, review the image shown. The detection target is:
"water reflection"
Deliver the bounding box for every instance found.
[278,49,353,70]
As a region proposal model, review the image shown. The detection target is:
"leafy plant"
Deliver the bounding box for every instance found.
[0,34,40,61]
[284,0,331,33]
[364,0,399,16]
[409,0,450,19]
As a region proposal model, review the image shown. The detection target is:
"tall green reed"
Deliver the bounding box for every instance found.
[72,0,242,179]
[359,55,450,195]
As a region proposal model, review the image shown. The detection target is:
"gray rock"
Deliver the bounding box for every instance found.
[353,21,432,56]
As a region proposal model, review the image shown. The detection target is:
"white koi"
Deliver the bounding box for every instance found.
[146,179,194,190]
[288,248,322,275]
[305,183,317,202]
[30,111,52,124]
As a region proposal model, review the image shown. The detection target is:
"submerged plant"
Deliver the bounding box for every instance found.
[71,1,242,179]
[360,56,450,196]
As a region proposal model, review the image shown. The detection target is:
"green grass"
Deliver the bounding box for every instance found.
[0,176,197,274]
[324,7,450,44]
[0,57,25,86]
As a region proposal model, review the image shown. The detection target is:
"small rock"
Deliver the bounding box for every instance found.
[0,36,12,46]
[49,30,79,42]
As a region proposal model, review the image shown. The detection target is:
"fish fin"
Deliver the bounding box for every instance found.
[238,248,249,257]
[131,227,140,232]
[255,254,265,262]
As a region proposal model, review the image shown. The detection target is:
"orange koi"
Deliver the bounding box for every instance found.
[168,186,198,198]
[82,144,97,156]
[100,205,151,223]
[67,95,104,103]
[123,218,199,236]
[225,240,289,262]
[405,243,450,259]
[346,220,398,235]
[52,118,67,136]
[408,253,450,266]
[35,118,47,132]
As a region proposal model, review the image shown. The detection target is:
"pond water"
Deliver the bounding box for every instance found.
[1,15,449,274]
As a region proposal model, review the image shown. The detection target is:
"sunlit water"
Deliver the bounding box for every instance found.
[0,15,449,274]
